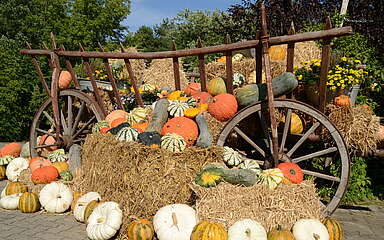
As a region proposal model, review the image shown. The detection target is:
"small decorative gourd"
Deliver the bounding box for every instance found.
[74,192,102,222]
[277,162,303,184]
[141,83,156,92]
[207,77,227,96]
[239,159,262,175]
[195,167,224,187]
[145,99,169,133]
[322,218,342,240]
[0,193,22,210]
[153,204,198,240]
[127,218,155,240]
[293,219,329,240]
[267,226,295,240]
[223,147,243,166]
[196,114,212,148]
[161,133,187,153]
[5,181,28,195]
[116,127,140,142]
[233,73,245,87]
[86,202,123,240]
[92,121,110,133]
[127,107,151,125]
[191,221,228,240]
[167,90,183,101]
[208,93,238,122]
[168,100,190,117]
[186,97,198,107]
[184,108,200,119]
[108,122,130,135]
[58,70,72,89]
[269,45,286,60]
[60,170,73,181]
[39,182,73,213]
[0,155,14,166]
[228,219,267,240]
[47,149,68,162]
[334,94,350,107]
[257,168,284,189]
[19,192,41,213]
[6,157,29,181]
[52,161,69,173]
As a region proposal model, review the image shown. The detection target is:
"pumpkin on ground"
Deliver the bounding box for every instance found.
[84,199,100,223]
[60,170,73,181]
[223,147,243,166]
[322,218,342,240]
[239,159,262,175]
[58,70,72,89]
[39,182,73,213]
[334,94,350,107]
[19,192,41,213]
[71,192,84,211]
[228,219,267,240]
[161,117,199,146]
[208,93,238,122]
[292,219,330,240]
[207,77,227,96]
[185,82,201,96]
[5,181,28,195]
[191,221,228,240]
[192,92,212,104]
[86,202,123,240]
[0,155,14,166]
[161,133,187,153]
[116,127,140,142]
[257,168,284,189]
[92,121,110,133]
[267,226,295,240]
[52,161,69,173]
[30,158,52,172]
[0,193,22,210]
[74,192,102,222]
[31,165,59,184]
[132,122,149,133]
[39,134,58,152]
[0,142,21,157]
[277,162,303,184]
[127,218,155,240]
[138,132,162,147]
[153,204,198,240]
[0,165,6,180]
[105,110,129,124]
[168,100,190,117]
[6,157,29,182]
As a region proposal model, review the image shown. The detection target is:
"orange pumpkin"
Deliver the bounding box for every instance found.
[161,117,199,146]
[269,45,286,60]
[184,82,201,96]
[105,110,128,124]
[217,56,226,63]
[31,165,59,184]
[58,71,72,89]
[30,158,52,172]
[208,93,238,122]
[110,117,128,128]
[132,122,149,133]
[29,157,44,165]
[192,91,212,104]
[39,134,58,152]
[0,142,21,157]
[334,94,350,106]
[100,127,111,134]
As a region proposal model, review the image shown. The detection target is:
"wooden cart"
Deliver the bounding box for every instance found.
[21,3,353,216]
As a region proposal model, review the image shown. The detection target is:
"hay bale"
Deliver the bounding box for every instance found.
[142,59,188,90]
[109,47,146,83]
[326,104,380,155]
[193,181,323,231]
[73,133,224,237]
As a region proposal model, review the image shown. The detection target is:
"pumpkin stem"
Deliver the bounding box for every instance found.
[171,212,180,231]
[245,228,251,238]
[313,233,320,240]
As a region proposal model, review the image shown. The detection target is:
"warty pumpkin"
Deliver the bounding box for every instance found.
[208,77,227,96]
[31,165,59,184]
[0,142,21,157]
[191,221,228,240]
[19,192,41,213]
[161,117,199,146]
[58,70,72,89]
[208,93,238,122]
[334,94,350,107]
[192,92,212,104]
[30,158,52,172]
[185,82,201,96]
[322,218,342,240]
[127,218,155,240]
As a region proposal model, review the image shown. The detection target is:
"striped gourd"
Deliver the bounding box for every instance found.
[92,121,110,133]
[239,159,262,175]
[191,221,228,240]
[223,147,243,166]
[127,219,155,240]
[116,127,139,142]
[47,149,68,162]
[186,97,197,107]
[5,181,28,195]
[0,155,14,166]
[257,168,284,190]
[19,192,41,213]
[168,100,190,117]
[322,218,342,240]
[141,83,156,92]
[161,133,186,153]
[233,73,245,87]
[127,107,151,125]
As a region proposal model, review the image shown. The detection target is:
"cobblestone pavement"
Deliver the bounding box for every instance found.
[1,180,384,240]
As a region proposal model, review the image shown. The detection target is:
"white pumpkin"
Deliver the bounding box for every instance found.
[153,203,198,240]
[228,219,267,240]
[223,147,243,166]
[86,201,123,240]
[39,182,73,213]
[0,193,22,210]
[6,157,29,181]
[74,192,101,222]
[293,219,330,240]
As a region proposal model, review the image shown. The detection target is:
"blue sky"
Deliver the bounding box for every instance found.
[123,0,240,32]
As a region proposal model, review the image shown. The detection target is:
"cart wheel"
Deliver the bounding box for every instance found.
[217,99,350,216]
[29,89,104,157]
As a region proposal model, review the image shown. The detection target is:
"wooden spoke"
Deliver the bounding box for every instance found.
[67,96,73,132]
[73,138,85,143]
[302,169,341,182]
[234,126,266,157]
[34,143,58,149]
[60,110,68,134]
[279,109,292,153]
[36,128,55,137]
[43,111,55,126]
[72,115,96,140]
[292,147,338,163]
[258,111,272,150]
[71,101,85,135]
[287,121,320,157]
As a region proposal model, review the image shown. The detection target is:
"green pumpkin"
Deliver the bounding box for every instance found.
[207,77,227,96]
[235,84,259,106]
[92,121,110,133]
[60,170,73,181]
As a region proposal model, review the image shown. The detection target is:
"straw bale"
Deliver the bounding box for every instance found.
[325,104,380,155]
[193,181,323,231]
[293,41,322,67]
[142,59,188,90]
[73,133,224,236]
